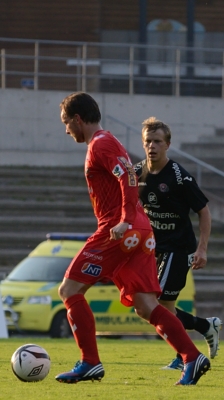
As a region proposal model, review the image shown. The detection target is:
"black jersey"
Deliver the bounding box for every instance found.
[134,159,209,253]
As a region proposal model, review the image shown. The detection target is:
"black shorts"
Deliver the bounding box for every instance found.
[156,251,194,301]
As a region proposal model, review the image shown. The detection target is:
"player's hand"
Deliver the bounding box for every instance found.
[110,222,129,240]
[191,249,207,270]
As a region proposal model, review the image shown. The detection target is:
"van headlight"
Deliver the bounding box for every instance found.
[2,295,14,306]
[27,296,52,305]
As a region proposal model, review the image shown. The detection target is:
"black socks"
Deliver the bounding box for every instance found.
[175,307,210,335]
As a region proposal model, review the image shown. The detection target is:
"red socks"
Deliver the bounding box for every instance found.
[65,294,100,365]
[150,305,200,363]
[65,297,199,365]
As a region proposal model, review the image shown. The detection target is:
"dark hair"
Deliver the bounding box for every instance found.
[60,92,101,123]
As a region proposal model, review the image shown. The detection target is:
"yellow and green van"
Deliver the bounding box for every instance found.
[0,233,195,338]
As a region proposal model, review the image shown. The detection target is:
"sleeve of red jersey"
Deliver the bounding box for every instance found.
[94,135,138,225]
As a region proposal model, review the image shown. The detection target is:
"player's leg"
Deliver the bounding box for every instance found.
[133,292,210,385]
[158,298,184,370]
[115,234,210,385]
[157,251,190,369]
[174,253,222,359]
[175,308,222,359]
[134,292,200,364]
[55,233,112,384]
[55,277,104,383]
[157,251,222,364]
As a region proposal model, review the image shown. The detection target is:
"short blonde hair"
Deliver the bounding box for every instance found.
[142,116,171,144]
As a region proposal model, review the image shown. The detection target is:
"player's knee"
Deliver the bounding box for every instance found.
[134,306,151,321]
[58,283,64,300]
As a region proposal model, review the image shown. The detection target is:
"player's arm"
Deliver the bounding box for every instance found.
[192,204,211,270]
[109,168,138,240]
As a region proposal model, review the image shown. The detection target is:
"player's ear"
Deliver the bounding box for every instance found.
[74,114,82,124]
[166,141,171,150]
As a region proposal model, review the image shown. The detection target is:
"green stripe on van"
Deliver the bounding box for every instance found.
[177,300,193,313]
[89,300,112,312]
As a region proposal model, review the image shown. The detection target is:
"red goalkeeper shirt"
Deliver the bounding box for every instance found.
[85,130,148,231]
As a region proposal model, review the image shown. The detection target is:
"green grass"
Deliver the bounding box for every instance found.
[1,338,224,400]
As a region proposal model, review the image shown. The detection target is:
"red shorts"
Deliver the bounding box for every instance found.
[65,227,162,307]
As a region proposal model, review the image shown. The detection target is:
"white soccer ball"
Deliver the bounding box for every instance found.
[11,343,51,382]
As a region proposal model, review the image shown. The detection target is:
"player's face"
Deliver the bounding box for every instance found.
[60,110,85,143]
[142,129,170,162]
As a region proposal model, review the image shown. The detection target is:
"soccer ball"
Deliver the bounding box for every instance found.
[11,343,51,382]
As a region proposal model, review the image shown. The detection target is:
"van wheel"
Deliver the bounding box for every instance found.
[50,311,72,338]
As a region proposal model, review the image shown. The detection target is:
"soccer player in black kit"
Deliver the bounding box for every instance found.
[134,116,222,371]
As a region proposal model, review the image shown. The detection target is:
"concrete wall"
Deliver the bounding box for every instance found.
[0,88,223,166]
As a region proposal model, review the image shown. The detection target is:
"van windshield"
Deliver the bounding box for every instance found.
[6,257,72,282]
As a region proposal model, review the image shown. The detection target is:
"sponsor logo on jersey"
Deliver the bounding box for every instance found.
[148,192,157,204]
[120,231,141,252]
[151,220,175,230]
[112,164,125,178]
[164,290,180,296]
[158,183,169,192]
[118,157,137,186]
[147,192,159,208]
[81,263,102,277]
[184,176,193,181]
[147,210,180,219]
[142,232,156,255]
[83,251,103,261]
[172,162,183,185]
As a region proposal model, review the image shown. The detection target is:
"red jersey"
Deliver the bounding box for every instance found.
[85,130,149,231]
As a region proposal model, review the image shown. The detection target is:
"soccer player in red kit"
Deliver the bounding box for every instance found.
[55,92,210,386]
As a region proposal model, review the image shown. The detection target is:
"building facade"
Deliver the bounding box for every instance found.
[0,1,223,42]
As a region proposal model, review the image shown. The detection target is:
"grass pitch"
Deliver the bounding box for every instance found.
[0,337,223,400]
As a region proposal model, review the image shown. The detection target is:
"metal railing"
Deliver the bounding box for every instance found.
[1,37,224,97]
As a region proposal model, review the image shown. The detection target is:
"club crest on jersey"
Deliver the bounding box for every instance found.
[112,164,125,178]
[158,183,169,192]
[81,263,102,277]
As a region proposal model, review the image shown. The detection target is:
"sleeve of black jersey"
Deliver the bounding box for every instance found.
[181,173,209,213]
[133,160,144,178]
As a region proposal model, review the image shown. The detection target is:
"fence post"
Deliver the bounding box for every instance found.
[222,51,224,99]
[34,42,39,90]
[129,46,134,95]
[175,49,180,97]
[82,44,87,92]
[1,49,6,89]
[76,47,82,91]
